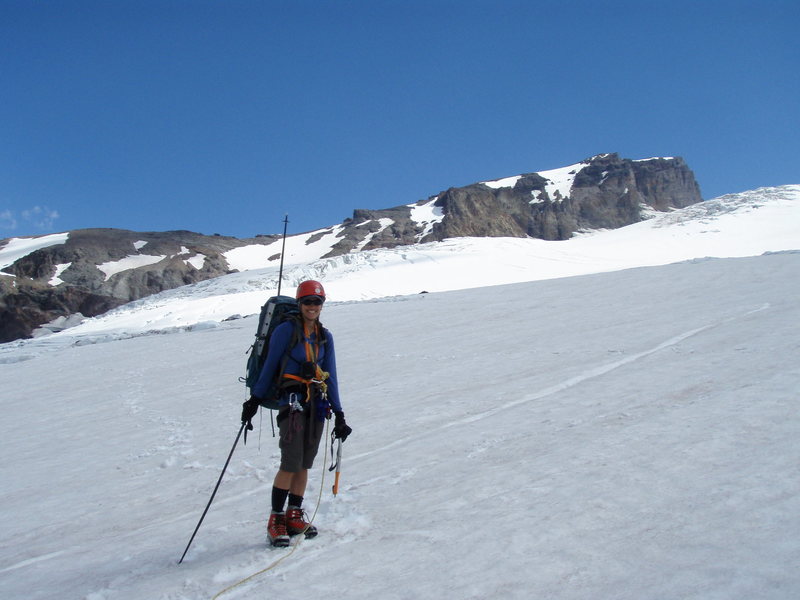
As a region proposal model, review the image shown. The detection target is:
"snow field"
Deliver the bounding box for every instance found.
[1,252,799,599]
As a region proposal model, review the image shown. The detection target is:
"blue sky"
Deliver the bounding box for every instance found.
[2,0,798,240]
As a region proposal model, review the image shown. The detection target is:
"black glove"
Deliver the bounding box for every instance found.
[241,396,260,430]
[333,411,352,442]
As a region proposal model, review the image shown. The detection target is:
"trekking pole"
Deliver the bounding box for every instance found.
[329,432,343,496]
[178,422,245,564]
[276,214,288,296]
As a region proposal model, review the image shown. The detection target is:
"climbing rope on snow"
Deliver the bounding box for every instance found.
[211,418,332,599]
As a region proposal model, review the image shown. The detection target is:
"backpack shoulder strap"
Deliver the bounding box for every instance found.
[316,320,328,344]
[277,317,303,372]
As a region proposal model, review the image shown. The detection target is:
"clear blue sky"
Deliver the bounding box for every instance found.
[2,0,798,239]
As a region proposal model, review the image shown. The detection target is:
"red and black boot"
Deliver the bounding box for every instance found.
[286,506,318,538]
[267,511,290,547]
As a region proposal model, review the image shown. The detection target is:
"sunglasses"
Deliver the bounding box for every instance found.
[300,296,324,306]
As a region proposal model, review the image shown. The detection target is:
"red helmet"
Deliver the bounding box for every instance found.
[296,280,326,300]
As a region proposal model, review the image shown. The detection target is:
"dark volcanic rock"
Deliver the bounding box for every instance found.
[0,229,273,342]
[430,154,701,241]
[0,277,124,343]
[325,154,701,249]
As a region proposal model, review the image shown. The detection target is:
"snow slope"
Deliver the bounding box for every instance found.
[0,232,70,272]
[1,252,798,600]
[0,185,799,599]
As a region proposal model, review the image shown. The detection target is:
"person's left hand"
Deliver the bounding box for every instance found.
[334,411,352,441]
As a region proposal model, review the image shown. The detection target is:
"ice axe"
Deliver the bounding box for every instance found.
[329,432,343,496]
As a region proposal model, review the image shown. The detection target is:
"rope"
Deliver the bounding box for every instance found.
[211,418,331,600]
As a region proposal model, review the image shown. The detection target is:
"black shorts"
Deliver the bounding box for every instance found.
[277,397,325,472]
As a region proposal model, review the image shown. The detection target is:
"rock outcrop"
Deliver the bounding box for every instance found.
[329,154,702,249]
[0,229,276,343]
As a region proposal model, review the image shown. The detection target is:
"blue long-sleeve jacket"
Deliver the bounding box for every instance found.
[252,320,342,413]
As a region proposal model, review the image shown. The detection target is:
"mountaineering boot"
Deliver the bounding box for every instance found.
[286,506,318,538]
[267,511,290,547]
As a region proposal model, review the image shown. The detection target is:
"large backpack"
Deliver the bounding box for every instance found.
[243,295,301,410]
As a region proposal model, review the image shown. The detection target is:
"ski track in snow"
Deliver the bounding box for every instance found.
[347,302,771,465]
[0,550,69,575]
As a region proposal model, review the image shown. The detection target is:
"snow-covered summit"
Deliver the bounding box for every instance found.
[481,157,593,201]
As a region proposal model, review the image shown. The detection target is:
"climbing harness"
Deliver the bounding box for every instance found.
[281,321,330,406]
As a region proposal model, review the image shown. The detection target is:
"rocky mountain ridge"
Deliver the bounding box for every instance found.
[0,153,702,342]
[343,153,701,250]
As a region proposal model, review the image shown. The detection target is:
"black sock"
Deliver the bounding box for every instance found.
[288,493,304,509]
[272,487,289,513]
